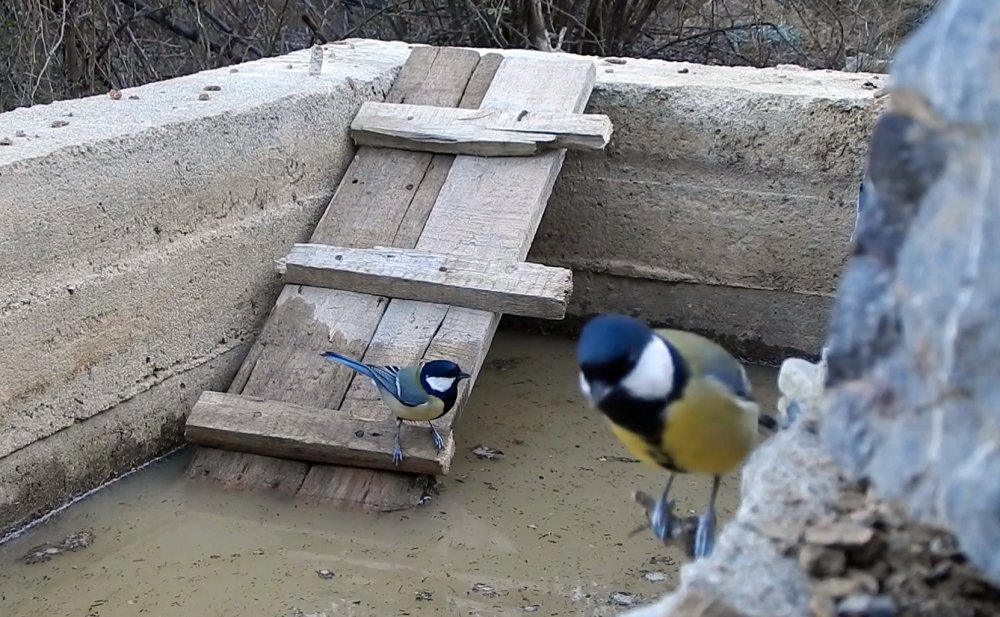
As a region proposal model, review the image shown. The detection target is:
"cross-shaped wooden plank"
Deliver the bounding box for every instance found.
[184,46,597,510]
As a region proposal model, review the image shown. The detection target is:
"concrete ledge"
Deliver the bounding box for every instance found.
[0,39,877,535]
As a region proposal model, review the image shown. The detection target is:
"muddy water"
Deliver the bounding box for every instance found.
[0,333,778,617]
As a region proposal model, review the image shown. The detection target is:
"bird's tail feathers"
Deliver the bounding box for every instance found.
[320,351,374,378]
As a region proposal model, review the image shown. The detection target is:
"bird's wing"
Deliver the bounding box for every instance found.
[655,329,753,401]
[367,365,428,407]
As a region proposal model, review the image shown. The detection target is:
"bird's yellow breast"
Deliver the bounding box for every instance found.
[607,420,668,469]
[379,390,446,422]
[660,379,758,475]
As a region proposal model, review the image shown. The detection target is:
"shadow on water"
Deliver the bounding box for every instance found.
[0,332,778,616]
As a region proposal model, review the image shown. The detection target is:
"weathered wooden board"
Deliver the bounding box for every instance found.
[275,244,573,319]
[185,47,497,507]
[350,101,612,156]
[186,391,454,475]
[186,47,599,511]
[331,53,597,502]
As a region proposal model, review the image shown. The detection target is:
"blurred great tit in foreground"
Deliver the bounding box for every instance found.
[320,352,471,465]
[575,314,777,559]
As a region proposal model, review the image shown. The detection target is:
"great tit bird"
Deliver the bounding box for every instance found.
[320,352,471,465]
[576,314,775,559]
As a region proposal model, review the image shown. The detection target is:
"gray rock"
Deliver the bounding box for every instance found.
[822,0,1000,590]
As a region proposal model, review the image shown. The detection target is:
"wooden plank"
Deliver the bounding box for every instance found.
[275,244,573,319]
[325,55,597,498]
[184,447,309,496]
[185,391,455,475]
[350,101,612,156]
[185,47,491,497]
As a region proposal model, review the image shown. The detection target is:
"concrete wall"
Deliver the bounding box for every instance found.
[0,39,879,537]
[529,56,878,360]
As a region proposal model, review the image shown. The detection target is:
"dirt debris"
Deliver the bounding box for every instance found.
[795,479,1000,617]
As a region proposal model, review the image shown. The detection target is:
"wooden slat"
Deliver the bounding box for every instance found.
[185,391,455,475]
[185,447,309,496]
[186,47,494,497]
[332,54,597,494]
[275,244,573,319]
[186,49,599,508]
[350,101,612,156]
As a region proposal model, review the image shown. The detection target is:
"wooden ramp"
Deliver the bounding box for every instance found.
[183,46,609,510]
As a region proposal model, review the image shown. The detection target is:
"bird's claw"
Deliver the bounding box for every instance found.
[693,509,717,559]
[633,490,700,554]
[391,442,404,466]
[429,425,445,451]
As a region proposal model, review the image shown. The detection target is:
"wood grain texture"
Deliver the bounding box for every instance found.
[185,391,455,475]
[276,244,573,319]
[184,50,599,509]
[185,47,487,501]
[350,101,612,156]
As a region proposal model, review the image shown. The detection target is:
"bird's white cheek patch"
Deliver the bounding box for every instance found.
[426,376,456,393]
[621,337,674,400]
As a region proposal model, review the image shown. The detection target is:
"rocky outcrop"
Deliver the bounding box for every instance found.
[822,0,1000,590]
[624,0,1000,614]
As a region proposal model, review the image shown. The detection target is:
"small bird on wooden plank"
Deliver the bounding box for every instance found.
[320,352,471,465]
[575,313,777,558]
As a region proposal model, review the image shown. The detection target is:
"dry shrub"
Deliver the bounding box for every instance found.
[0,0,935,113]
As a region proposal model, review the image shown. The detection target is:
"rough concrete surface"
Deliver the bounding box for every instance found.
[821,0,1000,590]
[0,40,407,534]
[0,344,247,539]
[530,51,881,353]
[0,39,873,535]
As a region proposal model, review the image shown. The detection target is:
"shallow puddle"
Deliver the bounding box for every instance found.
[0,332,778,616]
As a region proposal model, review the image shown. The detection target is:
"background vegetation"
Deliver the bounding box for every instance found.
[1,0,934,113]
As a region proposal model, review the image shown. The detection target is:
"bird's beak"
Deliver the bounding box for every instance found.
[459,371,472,380]
[588,381,612,405]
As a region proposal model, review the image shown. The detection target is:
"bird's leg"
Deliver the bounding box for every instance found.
[427,421,445,451]
[649,473,675,542]
[392,418,404,465]
[693,475,720,559]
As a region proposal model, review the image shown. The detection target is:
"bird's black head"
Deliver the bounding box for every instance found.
[576,313,677,420]
[420,359,471,411]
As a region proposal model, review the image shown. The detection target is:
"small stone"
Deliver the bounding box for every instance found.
[472,445,504,460]
[15,130,25,137]
[609,591,637,606]
[924,561,952,584]
[108,89,122,100]
[812,571,878,601]
[805,521,875,547]
[251,549,265,555]
[605,68,615,73]
[523,606,539,613]
[50,120,69,128]
[316,569,335,579]
[836,594,896,617]
[198,93,211,101]
[415,590,433,601]
[800,544,847,577]
[230,67,239,73]
[678,68,690,74]
[605,57,627,65]
[0,137,11,146]
[809,594,837,617]
[471,583,499,598]
[203,85,222,91]
[643,571,667,583]
[128,95,140,100]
